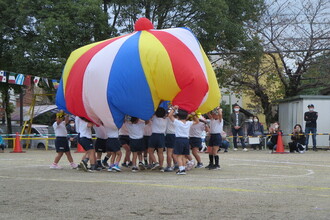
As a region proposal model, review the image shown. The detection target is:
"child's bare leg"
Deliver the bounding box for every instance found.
[115,151,122,164]
[148,148,156,164]
[122,144,131,163]
[192,147,201,163]
[177,155,184,167]
[54,152,64,164]
[110,152,116,165]
[64,151,74,163]
[137,151,143,163]
[96,152,102,160]
[166,148,173,167]
[157,148,164,167]
[87,149,96,165]
[132,152,138,167]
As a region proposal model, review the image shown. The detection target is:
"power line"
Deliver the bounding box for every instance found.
[208,48,330,55]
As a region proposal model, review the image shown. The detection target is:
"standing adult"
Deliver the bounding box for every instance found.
[304,104,318,151]
[230,104,247,151]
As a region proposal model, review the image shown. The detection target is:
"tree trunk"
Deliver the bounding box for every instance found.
[254,88,275,127]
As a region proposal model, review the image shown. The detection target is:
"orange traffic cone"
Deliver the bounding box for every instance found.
[205,146,212,153]
[272,132,289,154]
[10,132,26,153]
[75,143,85,153]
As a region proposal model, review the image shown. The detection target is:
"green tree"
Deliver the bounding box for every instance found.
[1,0,110,78]
[107,0,264,52]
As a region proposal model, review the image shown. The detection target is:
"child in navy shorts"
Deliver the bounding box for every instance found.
[119,121,132,167]
[50,111,77,169]
[206,107,223,170]
[76,116,97,172]
[126,117,147,172]
[189,117,209,168]
[143,120,152,166]
[105,125,122,172]
[94,125,108,170]
[168,106,196,175]
[165,117,176,172]
[148,107,167,171]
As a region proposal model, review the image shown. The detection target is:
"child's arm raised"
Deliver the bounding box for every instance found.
[168,105,178,122]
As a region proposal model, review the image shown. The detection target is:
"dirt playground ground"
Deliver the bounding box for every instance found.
[0,149,330,220]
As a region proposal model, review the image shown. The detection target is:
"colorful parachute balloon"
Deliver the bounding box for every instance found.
[56,18,221,128]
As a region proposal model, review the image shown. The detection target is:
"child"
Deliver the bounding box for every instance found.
[164,116,176,172]
[94,124,108,169]
[168,106,196,175]
[148,107,167,171]
[105,125,122,172]
[50,111,78,169]
[189,116,209,168]
[143,119,152,166]
[76,116,97,172]
[206,107,222,170]
[119,120,132,167]
[126,117,147,172]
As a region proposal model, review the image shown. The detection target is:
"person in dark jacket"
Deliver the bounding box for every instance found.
[289,124,306,153]
[247,116,264,150]
[304,104,318,151]
[230,104,247,151]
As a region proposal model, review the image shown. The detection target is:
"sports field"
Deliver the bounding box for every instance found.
[0,150,330,219]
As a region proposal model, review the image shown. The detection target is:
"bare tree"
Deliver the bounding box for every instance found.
[254,0,330,97]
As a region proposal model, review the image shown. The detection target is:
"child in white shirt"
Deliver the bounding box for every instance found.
[168,106,196,175]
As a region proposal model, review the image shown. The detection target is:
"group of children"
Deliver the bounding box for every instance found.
[50,105,223,175]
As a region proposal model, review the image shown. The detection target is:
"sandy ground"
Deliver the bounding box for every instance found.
[0,149,330,220]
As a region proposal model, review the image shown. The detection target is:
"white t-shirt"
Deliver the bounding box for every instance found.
[126,121,145,139]
[94,125,108,139]
[143,122,152,136]
[151,115,167,134]
[166,117,176,134]
[210,119,223,134]
[53,121,67,137]
[119,122,129,136]
[76,117,92,139]
[189,122,206,138]
[173,119,193,138]
[105,125,119,138]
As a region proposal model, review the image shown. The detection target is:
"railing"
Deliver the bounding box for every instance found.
[1,133,328,151]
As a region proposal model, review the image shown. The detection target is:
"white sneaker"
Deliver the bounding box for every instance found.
[50,163,63,169]
[186,160,195,171]
[70,162,78,169]
[243,148,248,152]
[233,148,238,151]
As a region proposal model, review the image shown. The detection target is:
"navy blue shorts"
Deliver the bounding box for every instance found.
[208,134,222,147]
[95,138,107,153]
[189,137,202,148]
[130,138,145,152]
[174,137,190,155]
[106,138,121,152]
[55,137,70,152]
[78,137,94,151]
[149,133,165,149]
[143,136,150,149]
[165,134,175,148]
[119,135,130,146]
